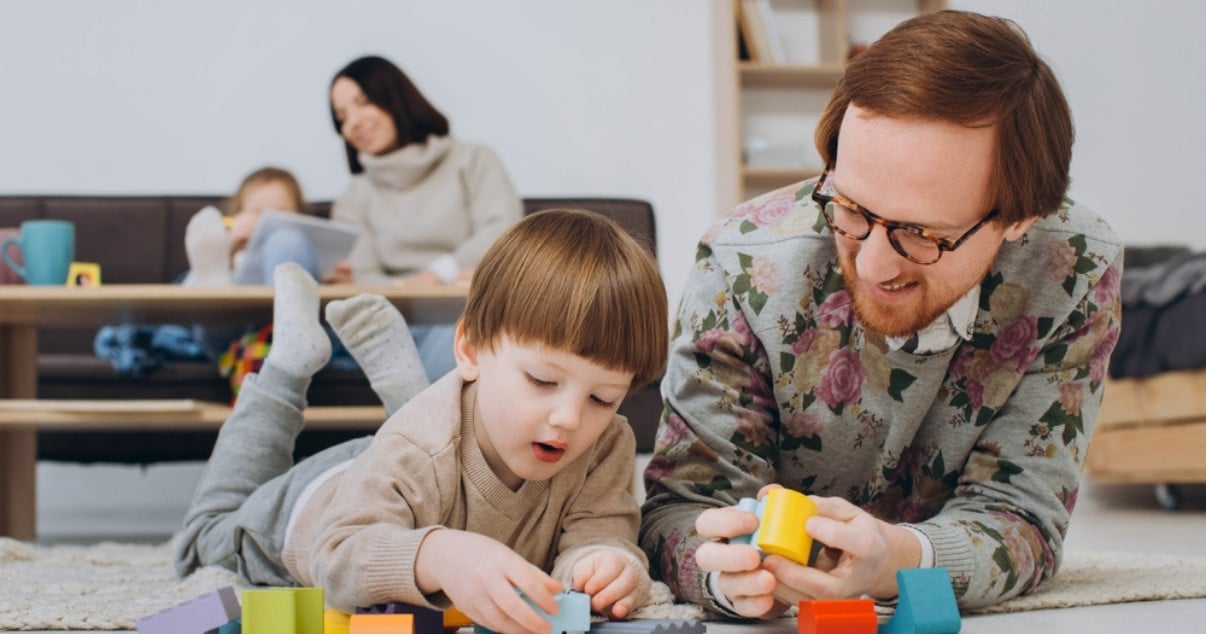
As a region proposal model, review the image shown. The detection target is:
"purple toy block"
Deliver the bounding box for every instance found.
[136,585,241,634]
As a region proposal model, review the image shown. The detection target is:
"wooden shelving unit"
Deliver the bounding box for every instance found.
[717,0,948,210]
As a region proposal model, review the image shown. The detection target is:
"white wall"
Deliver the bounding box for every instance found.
[948,0,1206,249]
[15,1,1206,539]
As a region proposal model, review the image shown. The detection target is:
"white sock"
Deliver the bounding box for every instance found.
[264,262,331,378]
[326,294,429,415]
[183,206,233,287]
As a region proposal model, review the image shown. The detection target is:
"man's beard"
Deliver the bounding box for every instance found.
[838,250,985,338]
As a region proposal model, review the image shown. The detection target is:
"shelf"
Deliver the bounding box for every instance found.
[739,62,844,88]
[742,166,822,188]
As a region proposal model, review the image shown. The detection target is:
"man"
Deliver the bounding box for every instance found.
[640,10,1122,616]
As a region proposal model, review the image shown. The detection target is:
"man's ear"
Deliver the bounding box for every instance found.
[1002,216,1038,242]
[453,320,479,382]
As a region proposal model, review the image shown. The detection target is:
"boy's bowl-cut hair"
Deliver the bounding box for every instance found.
[460,209,668,392]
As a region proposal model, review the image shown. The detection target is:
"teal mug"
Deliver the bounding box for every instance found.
[0,220,76,285]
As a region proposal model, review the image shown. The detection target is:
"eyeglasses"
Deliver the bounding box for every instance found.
[811,171,999,265]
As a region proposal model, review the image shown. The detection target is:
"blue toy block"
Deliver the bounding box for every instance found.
[878,568,960,634]
[474,590,591,634]
[217,617,241,634]
[135,585,240,634]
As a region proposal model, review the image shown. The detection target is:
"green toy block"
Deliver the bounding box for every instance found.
[878,568,960,634]
[241,587,324,634]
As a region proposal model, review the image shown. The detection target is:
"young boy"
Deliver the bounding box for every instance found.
[174,209,668,634]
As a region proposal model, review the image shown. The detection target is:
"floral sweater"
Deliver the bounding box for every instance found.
[640,179,1123,611]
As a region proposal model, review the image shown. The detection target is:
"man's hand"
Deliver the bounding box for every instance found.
[762,495,921,604]
[693,504,789,618]
[415,529,562,634]
[571,549,644,619]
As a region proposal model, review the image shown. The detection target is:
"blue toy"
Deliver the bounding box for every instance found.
[878,567,960,634]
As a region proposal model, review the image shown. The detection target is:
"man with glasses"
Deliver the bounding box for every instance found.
[641,10,1123,616]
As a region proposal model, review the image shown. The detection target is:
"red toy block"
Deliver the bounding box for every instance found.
[798,599,877,634]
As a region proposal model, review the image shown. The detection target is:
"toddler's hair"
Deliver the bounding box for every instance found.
[226,166,306,216]
[461,209,668,391]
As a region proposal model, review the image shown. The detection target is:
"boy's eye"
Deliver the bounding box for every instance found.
[526,374,554,388]
[591,395,618,407]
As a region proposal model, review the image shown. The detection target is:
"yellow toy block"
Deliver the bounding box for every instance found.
[325,607,352,634]
[732,488,819,565]
[349,613,414,633]
[241,587,324,634]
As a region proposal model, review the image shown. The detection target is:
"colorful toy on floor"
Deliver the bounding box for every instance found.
[135,585,240,634]
[473,590,591,634]
[325,608,352,634]
[589,619,706,633]
[730,487,819,565]
[241,586,323,634]
[349,613,414,633]
[797,598,876,634]
[878,568,960,634]
[357,602,443,633]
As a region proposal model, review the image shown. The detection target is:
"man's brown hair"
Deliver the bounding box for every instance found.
[460,209,668,392]
[815,10,1073,224]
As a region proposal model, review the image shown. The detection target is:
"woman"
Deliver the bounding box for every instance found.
[326,55,523,380]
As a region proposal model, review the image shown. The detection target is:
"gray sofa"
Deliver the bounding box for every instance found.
[0,195,662,462]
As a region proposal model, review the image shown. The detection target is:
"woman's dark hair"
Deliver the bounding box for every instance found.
[330,55,450,174]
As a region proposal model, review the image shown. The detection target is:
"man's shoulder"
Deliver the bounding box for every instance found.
[705,179,832,251]
[1029,198,1121,248]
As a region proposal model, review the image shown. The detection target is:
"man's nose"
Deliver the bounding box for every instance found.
[854,225,904,284]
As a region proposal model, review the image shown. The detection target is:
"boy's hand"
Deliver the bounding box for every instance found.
[571,549,643,619]
[416,529,562,634]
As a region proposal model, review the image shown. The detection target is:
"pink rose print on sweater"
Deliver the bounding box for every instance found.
[1094,265,1120,307]
[817,290,853,328]
[990,315,1039,372]
[1045,240,1078,280]
[784,410,826,437]
[748,255,783,294]
[792,328,817,355]
[1090,326,1120,384]
[732,310,755,347]
[696,328,726,353]
[739,195,794,227]
[815,347,865,409]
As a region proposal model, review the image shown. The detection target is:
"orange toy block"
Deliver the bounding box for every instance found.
[350,613,415,633]
[797,599,876,634]
[443,606,472,630]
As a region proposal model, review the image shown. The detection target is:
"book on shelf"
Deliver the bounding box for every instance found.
[739,0,785,64]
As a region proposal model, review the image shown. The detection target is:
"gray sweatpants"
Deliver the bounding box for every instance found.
[173,362,372,585]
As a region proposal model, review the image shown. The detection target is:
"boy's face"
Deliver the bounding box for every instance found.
[455,331,634,490]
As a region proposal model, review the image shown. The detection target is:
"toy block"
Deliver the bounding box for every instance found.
[218,617,241,634]
[241,586,323,634]
[730,488,818,565]
[589,618,707,633]
[444,605,472,630]
[350,613,415,633]
[357,602,442,633]
[325,608,352,634]
[473,590,591,634]
[136,585,241,634]
[878,568,960,634]
[797,599,876,634]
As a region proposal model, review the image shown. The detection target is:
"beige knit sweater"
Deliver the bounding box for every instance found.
[332,135,523,285]
[283,373,649,611]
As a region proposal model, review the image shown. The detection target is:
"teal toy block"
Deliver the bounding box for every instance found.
[473,590,591,634]
[218,617,241,634]
[878,568,960,634]
[242,587,324,634]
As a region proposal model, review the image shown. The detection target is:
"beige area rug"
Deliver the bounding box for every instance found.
[1,537,1204,631]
